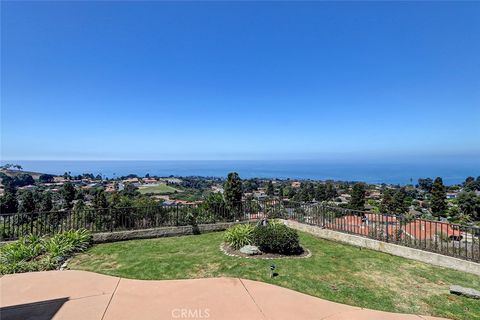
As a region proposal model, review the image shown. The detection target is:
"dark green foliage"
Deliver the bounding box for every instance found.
[266,180,274,196]
[224,172,243,211]
[93,190,109,210]
[243,179,259,193]
[18,190,36,213]
[286,187,296,198]
[0,173,34,190]
[393,188,408,214]
[457,192,480,220]
[349,183,366,210]
[431,177,447,218]
[464,176,480,192]
[14,174,35,187]
[201,192,225,218]
[61,182,76,209]
[418,178,433,192]
[0,191,18,213]
[277,186,284,198]
[380,189,395,214]
[38,174,55,183]
[40,192,53,212]
[382,187,409,214]
[315,184,327,201]
[253,222,302,255]
[295,182,315,202]
[122,183,139,197]
[325,183,338,200]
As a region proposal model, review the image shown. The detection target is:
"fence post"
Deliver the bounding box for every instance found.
[30,212,34,235]
[110,208,114,232]
[176,204,179,226]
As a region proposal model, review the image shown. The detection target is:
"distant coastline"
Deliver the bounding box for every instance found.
[2,160,478,185]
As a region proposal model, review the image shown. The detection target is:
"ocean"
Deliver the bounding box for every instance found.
[2,160,478,185]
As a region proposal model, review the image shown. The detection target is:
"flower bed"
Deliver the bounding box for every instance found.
[222,220,308,258]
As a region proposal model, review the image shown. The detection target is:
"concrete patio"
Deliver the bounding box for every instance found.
[0,270,447,320]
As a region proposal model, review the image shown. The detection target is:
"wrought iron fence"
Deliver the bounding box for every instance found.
[0,201,270,241]
[284,202,480,263]
[1,200,479,263]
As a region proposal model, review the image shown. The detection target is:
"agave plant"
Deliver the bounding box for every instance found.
[224,224,254,250]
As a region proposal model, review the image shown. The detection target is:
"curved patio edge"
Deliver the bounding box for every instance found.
[0,270,449,320]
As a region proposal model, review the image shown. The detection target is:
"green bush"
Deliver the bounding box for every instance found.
[253,222,302,255]
[0,229,92,275]
[224,223,254,249]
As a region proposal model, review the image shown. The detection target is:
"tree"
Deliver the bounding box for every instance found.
[278,185,284,198]
[286,187,296,199]
[93,190,109,210]
[224,172,243,210]
[14,174,35,187]
[0,191,18,213]
[0,174,15,193]
[431,177,447,218]
[40,192,53,212]
[73,199,86,214]
[417,178,433,192]
[1,163,22,170]
[301,183,315,202]
[315,184,327,202]
[349,183,366,210]
[266,181,274,196]
[325,183,338,200]
[18,190,35,213]
[457,192,480,221]
[392,187,408,214]
[380,189,396,214]
[464,176,480,192]
[243,179,259,193]
[61,182,76,209]
[122,183,139,198]
[39,174,55,183]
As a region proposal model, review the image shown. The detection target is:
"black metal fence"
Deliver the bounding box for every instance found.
[284,202,480,263]
[0,201,268,241]
[1,200,479,263]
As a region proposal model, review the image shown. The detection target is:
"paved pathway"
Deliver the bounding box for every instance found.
[0,270,447,320]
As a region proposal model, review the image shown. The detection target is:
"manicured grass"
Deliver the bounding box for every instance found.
[69,231,480,320]
[138,183,180,194]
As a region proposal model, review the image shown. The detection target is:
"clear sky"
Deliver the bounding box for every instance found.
[1,1,479,161]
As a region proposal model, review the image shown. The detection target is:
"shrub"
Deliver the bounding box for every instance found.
[0,229,92,275]
[224,223,254,249]
[253,223,302,255]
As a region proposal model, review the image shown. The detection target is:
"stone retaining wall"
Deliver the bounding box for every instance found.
[281,219,480,276]
[92,221,244,243]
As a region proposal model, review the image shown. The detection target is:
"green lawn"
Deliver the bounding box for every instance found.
[70,231,480,320]
[138,183,180,194]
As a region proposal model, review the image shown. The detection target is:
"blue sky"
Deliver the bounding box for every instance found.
[1,1,479,161]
